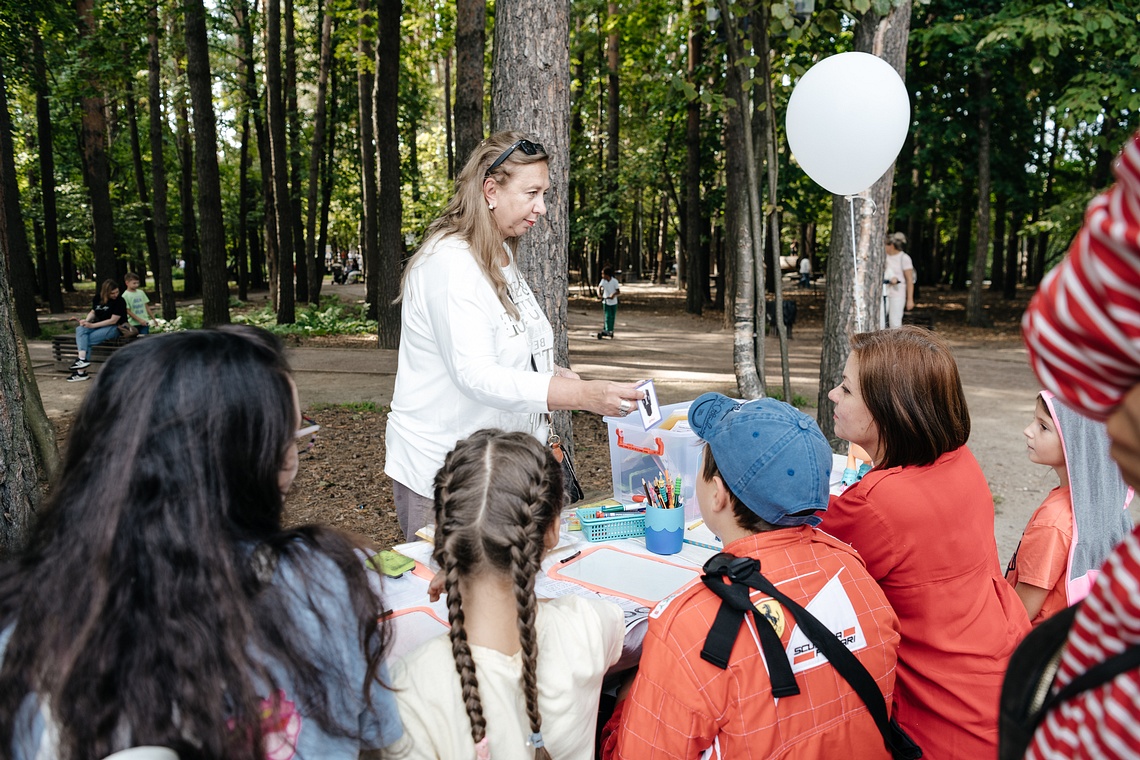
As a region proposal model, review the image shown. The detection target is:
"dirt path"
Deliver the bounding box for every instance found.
[30,280,1132,558]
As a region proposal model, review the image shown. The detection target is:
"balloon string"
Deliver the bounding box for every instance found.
[847,195,862,333]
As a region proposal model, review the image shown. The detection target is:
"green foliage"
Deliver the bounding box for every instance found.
[310,400,387,413]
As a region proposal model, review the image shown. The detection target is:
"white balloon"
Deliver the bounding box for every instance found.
[785,52,910,196]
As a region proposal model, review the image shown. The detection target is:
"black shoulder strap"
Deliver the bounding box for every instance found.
[700,552,921,760]
[1047,636,1140,712]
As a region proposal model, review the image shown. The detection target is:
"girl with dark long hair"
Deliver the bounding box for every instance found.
[0,326,403,759]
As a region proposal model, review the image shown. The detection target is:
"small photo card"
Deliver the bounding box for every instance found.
[636,379,662,430]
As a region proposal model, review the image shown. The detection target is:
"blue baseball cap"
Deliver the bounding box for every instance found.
[687,392,831,527]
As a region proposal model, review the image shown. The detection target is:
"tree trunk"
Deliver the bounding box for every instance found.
[148,2,176,320]
[75,0,117,286]
[756,5,790,401]
[491,0,571,438]
[442,50,454,179]
[266,0,296,323]
[454,0,485,167]
[1003,211,1021,300]
[0,60,39,339]
[817,3,911,448]
[184,0,231,327]
[0,272,56,554]
[173,51,201,298]
[305,1,334,305]
[966,70,992,327]
[990,192,1005,292]
[31,29,64,314]
[599,0,619,269]
[357,0,379,321]
[318,62,338,285]
[951,183,973,290]
[722,36,760,398]
[255,91,278,302]
[683,0,704,315]
[374,0,403,348]
[285,0,307,304]
[123,79,158,286]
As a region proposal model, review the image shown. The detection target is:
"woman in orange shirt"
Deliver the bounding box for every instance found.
[820,326,1030,759]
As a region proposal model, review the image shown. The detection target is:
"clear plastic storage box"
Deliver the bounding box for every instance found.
[604,401,703,521]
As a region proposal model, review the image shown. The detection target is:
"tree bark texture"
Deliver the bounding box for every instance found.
[357,0,378,321]
[124,78,159,287]
[817,2,911,448]
[75,0,118,285]
[966,70,992,327]
[722,45,760,398]
[184,0,231,327]
[31,30,64,314]
[267,0,296,323]
[285,0,307,302]
[599,1,619,269]
[0,220,56,554]
[148,2,177,320]
[684,0,704,315]
[0,61,40,339]
[305,2,335,305]
[454,0,485,167]
[374,0,403,349]
[491,0,572,438]
[173,51,201,298]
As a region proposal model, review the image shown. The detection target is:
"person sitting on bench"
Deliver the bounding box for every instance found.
[68,279,128,383]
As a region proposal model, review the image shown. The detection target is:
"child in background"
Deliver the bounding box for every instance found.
[122,272,154,334]
[1006,391,1133,626]
[391,429,624,759]
[598,266,620,339]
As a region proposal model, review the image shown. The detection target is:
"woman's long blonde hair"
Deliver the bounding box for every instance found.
[399,131,548,321]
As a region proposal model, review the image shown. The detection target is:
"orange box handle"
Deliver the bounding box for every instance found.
[616,430,665,456]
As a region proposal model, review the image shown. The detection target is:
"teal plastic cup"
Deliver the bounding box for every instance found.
[645,504,684,555]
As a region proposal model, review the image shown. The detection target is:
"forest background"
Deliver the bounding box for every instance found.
[0,0,1137,550]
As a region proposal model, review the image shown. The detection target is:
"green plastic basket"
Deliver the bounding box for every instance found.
[576,506,646,543]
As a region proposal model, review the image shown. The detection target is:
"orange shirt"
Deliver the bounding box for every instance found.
[821,446,1030,760]
[613,526,900,760]
[1006,486,1073,626]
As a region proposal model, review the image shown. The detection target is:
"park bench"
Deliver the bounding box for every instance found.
[52,333,137,374]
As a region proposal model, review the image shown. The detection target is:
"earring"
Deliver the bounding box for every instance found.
[488,202,495,210]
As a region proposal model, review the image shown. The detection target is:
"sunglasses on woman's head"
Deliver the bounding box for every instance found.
[484,139,546,178]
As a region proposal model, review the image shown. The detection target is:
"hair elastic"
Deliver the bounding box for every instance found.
[527,732,545,749]
[475,736,491,760]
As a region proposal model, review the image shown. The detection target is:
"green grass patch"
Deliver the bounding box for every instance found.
[38,322,75,340]
[151,296,375,337]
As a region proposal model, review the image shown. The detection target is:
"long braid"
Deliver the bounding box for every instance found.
[443,545,487,745]
[507,500,553,760]
[433,429,563,759]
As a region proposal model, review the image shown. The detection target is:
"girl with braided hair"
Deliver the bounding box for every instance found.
[391,429,624,759]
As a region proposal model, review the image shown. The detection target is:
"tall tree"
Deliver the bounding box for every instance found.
[491,0,571,433]
[0,58,39,339]
[285,0,307,302]
[598,0,619,269]
[184,0,231,326]
[75,0,118,285]
[173,48,201,298]
[966,69,992,327]
[305,0,335,305]
[817,1,911,447]
[148,1,176,320]
[454,0,485,166]
[266,0,296,323]
[124,78,159,285]
[683,0,704,315]
[357,0,379,320]
[374,0,403,348]
[31,27,64,314]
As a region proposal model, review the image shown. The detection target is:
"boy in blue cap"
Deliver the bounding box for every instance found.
[605,393,902,759]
